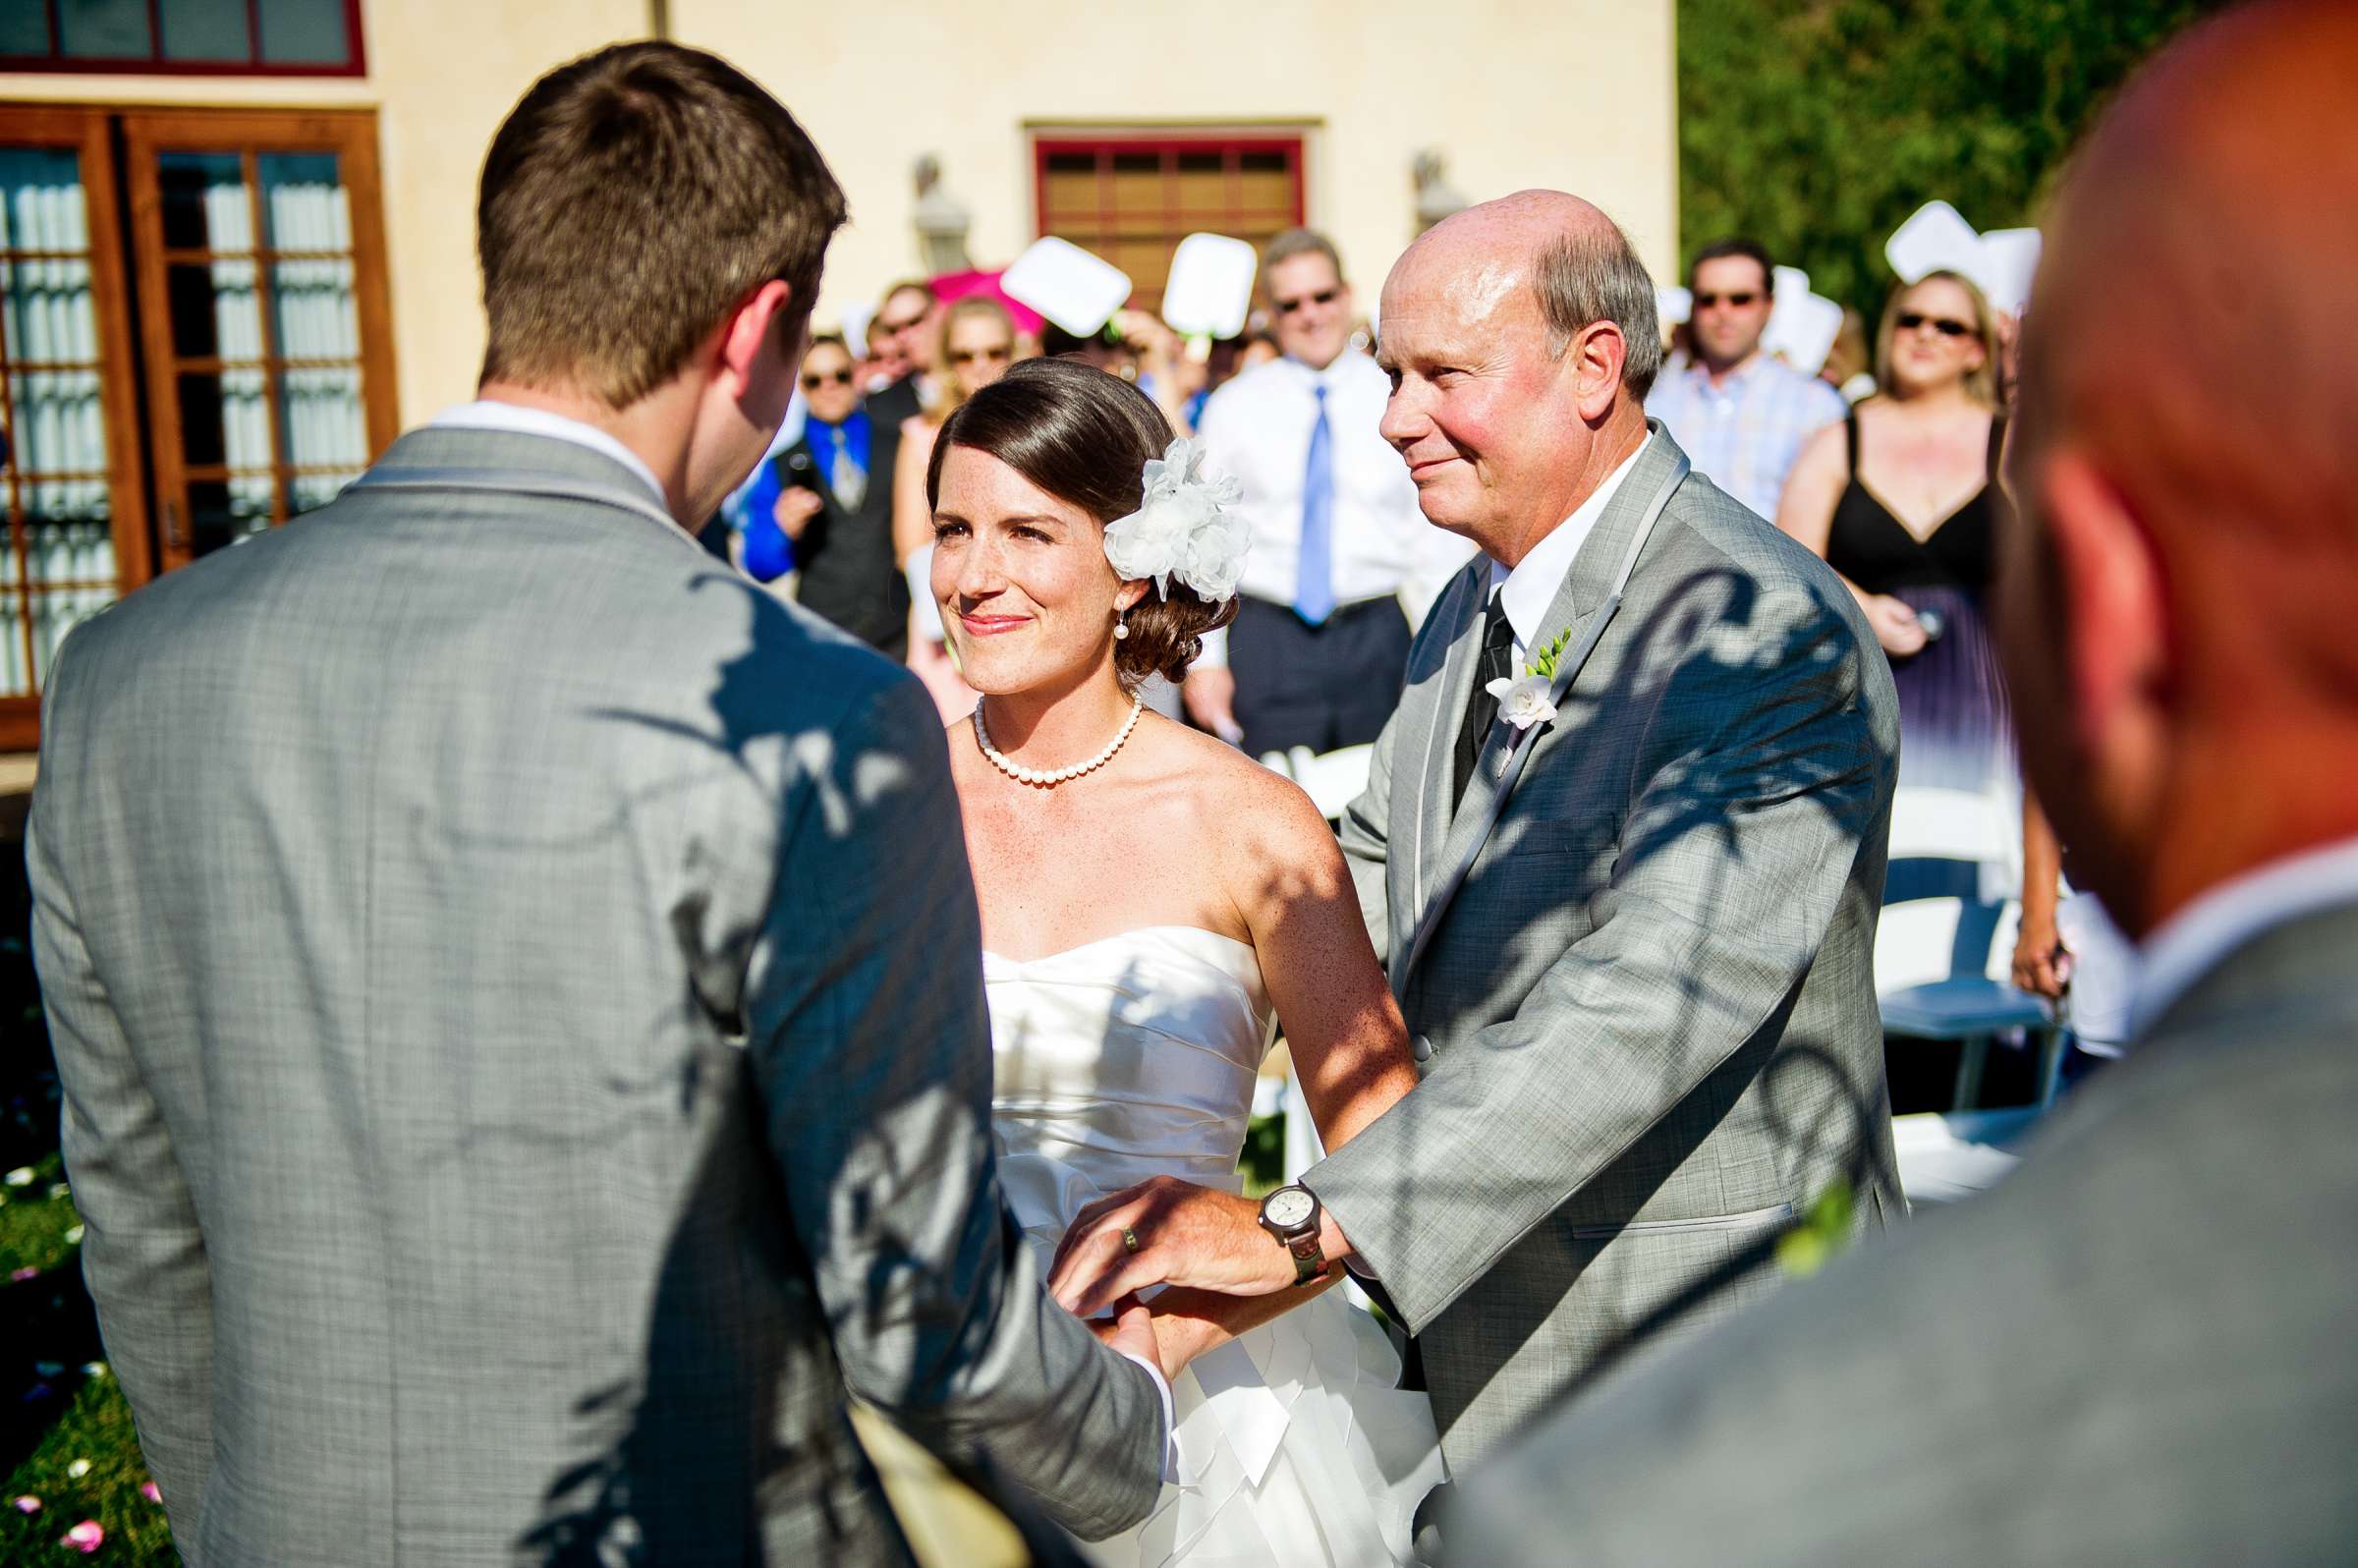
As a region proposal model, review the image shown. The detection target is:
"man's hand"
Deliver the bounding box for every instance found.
[1048,1176,1304,1317]
[1182,667,1243,746]
[774,485,824,540]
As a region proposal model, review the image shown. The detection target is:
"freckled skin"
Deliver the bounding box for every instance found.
[929,444,1419,1152]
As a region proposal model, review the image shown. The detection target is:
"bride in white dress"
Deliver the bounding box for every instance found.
[926,358,1445,1565]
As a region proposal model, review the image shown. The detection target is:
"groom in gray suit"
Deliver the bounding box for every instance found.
[28,43,1163,1567]
[1053,192,1901,1470]
[1460,5,2358,1559]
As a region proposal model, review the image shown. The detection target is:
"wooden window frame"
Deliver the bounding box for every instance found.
[0,102,150,753]
[119,106,397,572]
[0,0,369,78]
[1032,131,1308,311]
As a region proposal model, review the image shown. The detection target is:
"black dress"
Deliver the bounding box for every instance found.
[1825,410,2015,816]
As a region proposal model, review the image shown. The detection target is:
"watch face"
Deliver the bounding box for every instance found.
[1264,1187,1316,1231]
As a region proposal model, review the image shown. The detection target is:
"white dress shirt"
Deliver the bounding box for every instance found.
[428,399,669,506]
[1194,351,1474,666]
[1486,437,1651,662]
[2129,834,2358,1037]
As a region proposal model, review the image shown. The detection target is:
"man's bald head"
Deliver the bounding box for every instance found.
[2001,0,2358,935]
[1396,191,1662,399]
[1376,190,1659,563]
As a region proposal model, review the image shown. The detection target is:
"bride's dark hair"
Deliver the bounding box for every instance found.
[926,357,1238,688]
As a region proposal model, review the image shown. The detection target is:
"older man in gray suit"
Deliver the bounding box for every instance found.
[1051,192,1901,1474]
[1458,4,2358,1561]
[28,43,1164,1567]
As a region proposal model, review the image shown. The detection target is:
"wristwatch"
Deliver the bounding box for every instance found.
[1258,1184,1326,1286]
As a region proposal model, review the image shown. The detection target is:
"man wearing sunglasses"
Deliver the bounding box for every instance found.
[865,278,940,426]
[1189,228,1474,756]
[1645,238,1848,523]
[738,333,909,655]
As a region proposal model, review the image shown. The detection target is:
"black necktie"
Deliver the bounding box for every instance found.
[1452,593,1517,807]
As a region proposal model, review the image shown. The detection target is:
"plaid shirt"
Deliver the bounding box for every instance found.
[1645,355,1848,523]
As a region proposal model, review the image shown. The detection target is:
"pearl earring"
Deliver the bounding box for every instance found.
[1113,610,1130,642]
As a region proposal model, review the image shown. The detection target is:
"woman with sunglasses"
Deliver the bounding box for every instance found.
[892,295,1023,719]
[1776,269,2020,904]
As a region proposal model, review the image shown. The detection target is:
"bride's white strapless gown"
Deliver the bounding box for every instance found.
[986,925,1445,1566]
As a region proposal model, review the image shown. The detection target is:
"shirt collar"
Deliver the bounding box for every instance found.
[2129,833,2358,1036]
[1486,436,1652,651]
[807,406,869,444]
[1283,351,1356,390]
[428,399,667,506]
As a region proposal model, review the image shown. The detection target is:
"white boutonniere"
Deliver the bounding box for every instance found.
[1484,626,1576,731]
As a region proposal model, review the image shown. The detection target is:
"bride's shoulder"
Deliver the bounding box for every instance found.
[1145,717,1335,850]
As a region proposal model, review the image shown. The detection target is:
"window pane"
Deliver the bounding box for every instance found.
[0,0,54,55]
[256,0,350,65]
[157,152,253,250]
[24,514,118,689]
[57,0,153,58]
[160,0,253,61]
[257,152,347,250]
[186,475,271,556]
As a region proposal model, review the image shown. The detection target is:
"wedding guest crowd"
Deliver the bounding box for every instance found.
[865,277,939,417]
[1644,238,1848,521]
[1184,228,1472,755]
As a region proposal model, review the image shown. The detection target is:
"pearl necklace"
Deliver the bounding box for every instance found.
[974,694,1144,788]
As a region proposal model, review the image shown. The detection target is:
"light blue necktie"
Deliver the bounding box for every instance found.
[1295,382,1336,625]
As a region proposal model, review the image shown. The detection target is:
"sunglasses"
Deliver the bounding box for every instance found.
[949,345,1011,365]
[877,311,929,335]
[1898,311,1975,338]
[1272,287,1339,316]
[801,369,855,389]
[1692,291,1761,309]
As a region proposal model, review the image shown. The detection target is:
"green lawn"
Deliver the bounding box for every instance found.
[1,1154,178,1565]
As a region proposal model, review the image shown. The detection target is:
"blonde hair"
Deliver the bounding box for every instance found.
[1875,269,2001,407]
[925,296,1018,425]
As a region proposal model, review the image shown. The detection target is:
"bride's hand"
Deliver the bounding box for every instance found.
[1089,1280,1340,1382]
[1086,1294,1216,1382]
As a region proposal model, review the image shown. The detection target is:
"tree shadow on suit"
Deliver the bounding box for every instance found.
[1402,558,1900,1451]
[518,574,1087,1565]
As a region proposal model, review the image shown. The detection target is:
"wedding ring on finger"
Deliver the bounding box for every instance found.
[1122,1226,1141,1256]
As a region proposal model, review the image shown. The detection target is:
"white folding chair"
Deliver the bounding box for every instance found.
[1875,786,2062,1111]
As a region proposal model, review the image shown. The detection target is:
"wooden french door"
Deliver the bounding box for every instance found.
[118,108,396,572]
[0,103,149,752]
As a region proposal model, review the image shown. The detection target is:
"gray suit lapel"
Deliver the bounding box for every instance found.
[1402,428,1690,990]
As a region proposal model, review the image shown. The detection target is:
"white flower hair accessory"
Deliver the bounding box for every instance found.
[1103,437,1250,601]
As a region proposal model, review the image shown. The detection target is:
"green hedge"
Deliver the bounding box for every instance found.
[1676,0,2227,318]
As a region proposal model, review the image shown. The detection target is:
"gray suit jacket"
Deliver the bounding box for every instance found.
[1304,427,1903,1465]
[1457,900,2358,1564]
[27,427,1161,1567]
